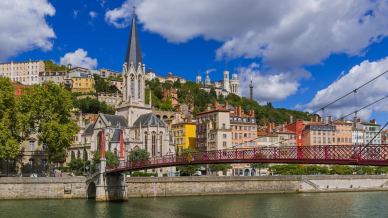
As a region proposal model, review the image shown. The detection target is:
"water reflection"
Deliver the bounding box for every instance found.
[1,192,388,218]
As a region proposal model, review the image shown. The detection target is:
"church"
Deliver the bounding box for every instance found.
[81,12,174,175]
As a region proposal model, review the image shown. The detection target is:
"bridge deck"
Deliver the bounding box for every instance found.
[106,144,388,173]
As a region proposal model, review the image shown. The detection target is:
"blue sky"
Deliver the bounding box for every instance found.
[2,0,388,123]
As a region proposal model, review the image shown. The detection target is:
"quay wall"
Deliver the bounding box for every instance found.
[0,177,86,199]
[2,175,388,200]
[126,175,388,198]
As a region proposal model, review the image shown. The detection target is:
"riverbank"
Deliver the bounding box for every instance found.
[0,177,86,199]
[126,175,388,197]
[1,175,388,200]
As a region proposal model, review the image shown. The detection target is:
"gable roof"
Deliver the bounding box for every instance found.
[100,113,128,128]
[83,123,94,136]
[133,113,166,128]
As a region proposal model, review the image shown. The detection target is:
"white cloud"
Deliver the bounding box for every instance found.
[105,0,141,28]
[106,0,388,70]
[239,63,305,102]
[89,11,98,19]
[73,9,79,19]
[60,49,98,69]
[0,0,56,61]
[305,57,388,119]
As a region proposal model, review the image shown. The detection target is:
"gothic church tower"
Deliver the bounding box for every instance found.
[122,12,145,104]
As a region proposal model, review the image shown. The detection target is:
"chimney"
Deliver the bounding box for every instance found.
[370,119,376,124]
[289,115,293,124]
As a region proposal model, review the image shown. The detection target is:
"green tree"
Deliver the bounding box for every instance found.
[73,97,115,114]
[0,78,23,161]
[18,82,79,165]
[94,75,120,94]
[105,151,119,168]
[128,148,150,161]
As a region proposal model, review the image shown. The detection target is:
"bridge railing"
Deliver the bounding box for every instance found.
[106,144,388,172]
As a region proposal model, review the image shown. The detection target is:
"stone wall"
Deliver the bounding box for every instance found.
[0,177,86,199]
[126,175,388,198]
[127,176,301,197]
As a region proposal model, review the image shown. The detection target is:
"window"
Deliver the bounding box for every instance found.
[222,123,226,129]
[223,141,227,147]
[130,74,135,97]
[144,133,148,151]
[159,133,163,156]
[138,76,142,99]
[223,134,227,139]
[151,132,156,156]
[29,140,35,151]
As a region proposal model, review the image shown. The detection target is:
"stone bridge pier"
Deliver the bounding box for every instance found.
[91,128,127,201]
[92,159,128,201]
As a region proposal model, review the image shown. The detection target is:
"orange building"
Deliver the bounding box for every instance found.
[334,120,353,145]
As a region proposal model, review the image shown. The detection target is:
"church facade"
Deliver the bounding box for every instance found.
[78,13,174,175]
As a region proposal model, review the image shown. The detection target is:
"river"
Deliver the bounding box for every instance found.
[1,192,388,218]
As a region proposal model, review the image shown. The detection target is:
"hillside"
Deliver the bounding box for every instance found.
[145,79,311,125]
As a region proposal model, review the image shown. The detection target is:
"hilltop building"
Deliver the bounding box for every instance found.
[197,70,241,97]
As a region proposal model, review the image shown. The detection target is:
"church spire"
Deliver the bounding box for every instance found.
[125,7,142,69]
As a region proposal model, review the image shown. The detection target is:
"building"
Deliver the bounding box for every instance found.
[285,119,306,147]
[356,119,381,145]
[163,88,179,108]
[382,130,388,144]
[65,71,95,93]
[111,80,124,93]
[0,60,45,85]
[197,70,240,97]
[334,120,353,145]
[39,71,68,84]
[230,106,257,148]
[171,122,196,152]
[98,68,121,78]
[256,131,279,147]
[302,123,336,146]
[97,93,122,107]
[145,70,186,84]
[196,103,232,151]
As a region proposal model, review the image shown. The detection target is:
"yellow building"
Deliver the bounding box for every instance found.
[172,122,196,152]
[71,76,94,93]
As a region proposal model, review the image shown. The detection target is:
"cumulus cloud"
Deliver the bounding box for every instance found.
[106,0,388,70]
[105,0,141,28]
[239,63,306,102]
[60,49,98,69]
[0,0,56,61]
[305,57,388,119]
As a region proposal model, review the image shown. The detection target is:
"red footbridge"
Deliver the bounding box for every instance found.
[106,144,388,173]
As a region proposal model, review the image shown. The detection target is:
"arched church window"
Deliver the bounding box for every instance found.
[144,132,148,151]
[159,132,163,156]
[130,74,135,97]
[138,75,142,99]
[151,131,156,156]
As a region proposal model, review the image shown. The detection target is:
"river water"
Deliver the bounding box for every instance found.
[1,192,388,218]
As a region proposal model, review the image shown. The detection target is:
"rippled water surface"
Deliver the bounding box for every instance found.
[1,192,388,218]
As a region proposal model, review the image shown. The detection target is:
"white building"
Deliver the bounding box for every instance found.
[352,119,381,145]
[197,70,240,97]
[0,60,45,85]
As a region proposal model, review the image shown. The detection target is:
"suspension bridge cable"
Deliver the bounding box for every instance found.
[312,70,388,115]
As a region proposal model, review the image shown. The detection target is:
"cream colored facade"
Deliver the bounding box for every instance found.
[230,107,257,148]
[196,108,232,151]
[0,61,45,85]
[334,121,353,145]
